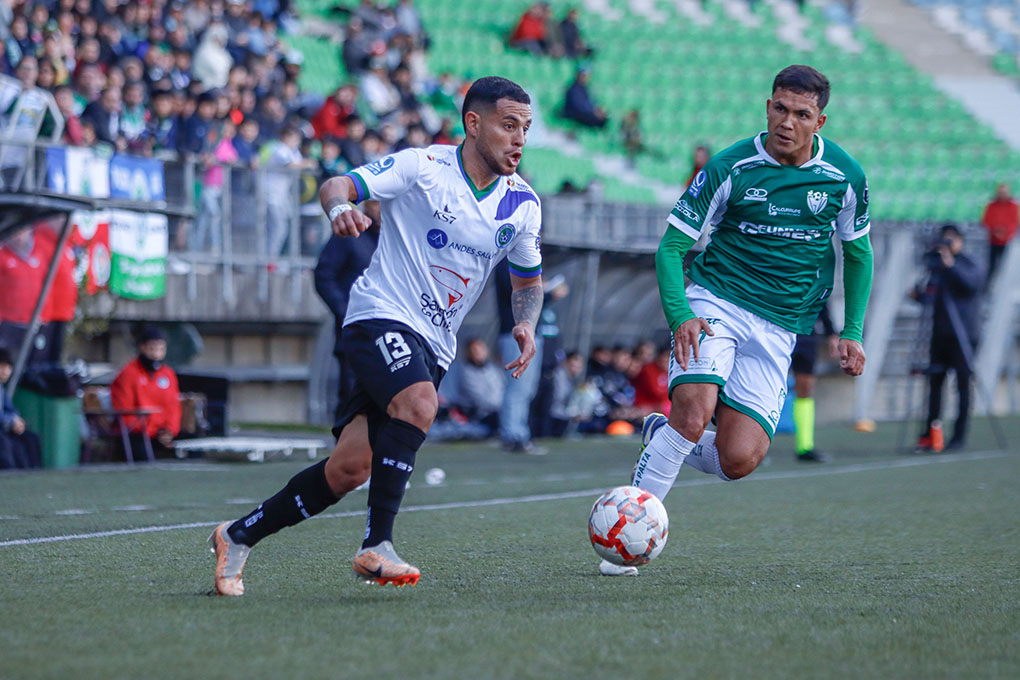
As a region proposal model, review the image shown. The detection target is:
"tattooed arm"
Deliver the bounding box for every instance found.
[505,274,544,379]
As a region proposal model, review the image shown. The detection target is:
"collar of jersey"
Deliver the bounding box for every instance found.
[755,132,824,168]
[456,144,500,201]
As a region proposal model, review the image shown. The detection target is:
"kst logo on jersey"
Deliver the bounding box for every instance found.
[744,187,768,202]
[433,204,457,224]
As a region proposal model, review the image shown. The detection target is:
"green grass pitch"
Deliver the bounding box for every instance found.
[1,418,1018,680]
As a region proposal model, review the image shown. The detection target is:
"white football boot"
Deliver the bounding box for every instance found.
[209,522,251,596]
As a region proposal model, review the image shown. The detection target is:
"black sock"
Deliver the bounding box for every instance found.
[362,418,426,548]
[227,459,341,547]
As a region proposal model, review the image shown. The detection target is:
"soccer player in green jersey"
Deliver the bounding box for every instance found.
[603,65,873,575]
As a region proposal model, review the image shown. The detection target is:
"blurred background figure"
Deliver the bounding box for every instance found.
[981,183,1018,284]
[111,326,181,459]
[790,305,840,463]
[562,66,607,128]
[912,225,983,452]
[454,338,504,437]
[0,346,42,469]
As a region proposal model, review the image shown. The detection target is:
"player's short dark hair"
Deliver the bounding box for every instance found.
[772,65,830,111]
[461,76,530,129]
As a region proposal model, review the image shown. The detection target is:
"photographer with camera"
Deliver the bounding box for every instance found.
[912,224,984,451]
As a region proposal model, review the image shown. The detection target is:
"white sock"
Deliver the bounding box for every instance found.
[632,424,696,500]
[683,430,733,481]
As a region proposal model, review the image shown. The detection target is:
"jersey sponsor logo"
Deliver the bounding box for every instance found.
[495,223,516,248]
[737,221,824,241]
[426,154,450,166]
[428,265,469,307]
[673,199,700,223]
[426,228,448,249]
[855,211,869,227]
[419,293,460,332]
[688,170,707,198]
[449,242,495,260]
[534,236,541,251]
[812,165,845,181]
[862,180,869,205]
[364,155,395,175]
[768,203,802,217]
[733,160,766,176]
[744,187,768,202]
[433,203,457,224]
[806,190,829,215]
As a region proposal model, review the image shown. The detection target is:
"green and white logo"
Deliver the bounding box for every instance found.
[495,223,516,248]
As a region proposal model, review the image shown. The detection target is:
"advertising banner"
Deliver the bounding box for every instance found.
[109,210,168,300]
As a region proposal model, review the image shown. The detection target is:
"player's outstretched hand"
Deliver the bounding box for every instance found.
[330,208,372,238]
[673,318,713,371]
[505,323,536,379]
[839,338,866,376]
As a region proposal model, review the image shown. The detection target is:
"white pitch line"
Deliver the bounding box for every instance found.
[0,449,1009,549]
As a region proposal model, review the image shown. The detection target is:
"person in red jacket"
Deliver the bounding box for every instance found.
[982,183,1019,283]
[310,84,358,140]
[0,226,50,364]
[510,3,551,55]
[36,223,79,362]
[631,346,671,417]
[111,326,181,457]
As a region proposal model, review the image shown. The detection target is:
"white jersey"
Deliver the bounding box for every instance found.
[343,144,543,368]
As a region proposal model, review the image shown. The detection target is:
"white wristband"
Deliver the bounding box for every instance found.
[328,204,353,221]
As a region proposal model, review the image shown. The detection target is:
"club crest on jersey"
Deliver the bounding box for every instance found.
[495,224,516,248]
[364,155,395,175]
[806,190,829,215]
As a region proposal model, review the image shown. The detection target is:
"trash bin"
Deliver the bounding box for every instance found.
[12,389,81,469]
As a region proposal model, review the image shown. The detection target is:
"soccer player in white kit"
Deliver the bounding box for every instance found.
[209,77,544,594]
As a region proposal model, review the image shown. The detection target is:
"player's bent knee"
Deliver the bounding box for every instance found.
[387,384,438,429]
[325,453,370,494]
[716,442,767,480]
[667,407,712,442]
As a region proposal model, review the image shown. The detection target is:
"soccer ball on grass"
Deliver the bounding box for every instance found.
[588,485,669,566]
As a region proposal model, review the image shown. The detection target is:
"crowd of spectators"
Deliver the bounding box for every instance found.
[437,337,672,443]
[0,0,468,253]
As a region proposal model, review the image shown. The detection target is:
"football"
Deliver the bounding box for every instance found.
[588,485,669,566]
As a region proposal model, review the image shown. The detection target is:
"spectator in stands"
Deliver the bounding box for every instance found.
[145,87,178,155]
[81,86,124,148]
[192,23,233,90]
[256,92,287,143]
[179,90,217,155]
[601,345,638,422]
[38,220,78,363]
[341,16,374,75]
[311,83,359,140]
[340,115,368,167]
[111,326,181,458]
[456,338,504,436]
[317,137,348,178]
[53,84,84,145]
[913,224,983,451]
[194,119,239,254]
[0,346,42,470]
[587,346,612,381]
[559,7,592,58]
[631,345,671,417]
[981,183,1018,284]
[170,49,192,91]
[233,115,260,165]
[121,80,149,151]
[563,66,607,128]
[685,144,710,189]
[549,351,605,437]
[360,57,402,122]
[510,3,552,56]
[265,125,315,256]
[620,109,646,165]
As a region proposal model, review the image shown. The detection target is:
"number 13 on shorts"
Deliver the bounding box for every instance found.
[376,332,413,372]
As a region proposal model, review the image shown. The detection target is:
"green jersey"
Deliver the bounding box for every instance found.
[668,132,870,335]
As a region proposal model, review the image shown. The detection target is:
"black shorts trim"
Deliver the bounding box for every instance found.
[331,319,445,438]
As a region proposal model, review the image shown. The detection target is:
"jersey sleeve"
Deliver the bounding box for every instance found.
[507,198,543,279]
[345,149,421,203]
[836,172,870,242]
[666,157,732,240]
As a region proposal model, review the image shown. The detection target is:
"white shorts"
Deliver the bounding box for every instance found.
[668,283,797,438]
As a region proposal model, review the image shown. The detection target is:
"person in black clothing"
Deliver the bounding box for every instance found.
[563,67,607,128]
[913,224,984,451]
[559,8,592,58]
[0,347,42,470]
[313,225,380,413]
